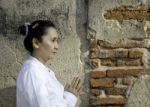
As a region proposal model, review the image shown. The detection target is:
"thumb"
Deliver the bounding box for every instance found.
[64,83,70,90]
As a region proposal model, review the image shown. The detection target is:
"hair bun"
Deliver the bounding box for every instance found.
[18,22,31,36]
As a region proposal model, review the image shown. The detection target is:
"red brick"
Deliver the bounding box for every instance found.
[129,50,143,58]
[146,28,150,38]
[90,89,102,96]
[89,59,100,69]
[103,4,150,21]
[99,50,128,58]
[143,68,150,75]
[98,39,144,49]
[89,48,99,58]
[101,59,116,66]
[90,39,97,49]
[107,68,144,77]
[139,68,150,75]
[115,50,129,58]
[90,79,114,88]
[91,70,106,78]
[100,59,142,67]
[125,39,144,48]
[98,40,119,49]
[105,87,127,95]
[117,59,142,66]
[91,95,127,105]
[122,77,135,85]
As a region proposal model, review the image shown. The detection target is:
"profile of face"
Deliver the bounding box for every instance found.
[32,27,59,61]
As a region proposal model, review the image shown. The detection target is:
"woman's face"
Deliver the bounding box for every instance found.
[37,27,59,60]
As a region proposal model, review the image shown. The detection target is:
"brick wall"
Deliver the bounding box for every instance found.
[88,3,150,107]
[104,4,150,21]
[89,38,150,106]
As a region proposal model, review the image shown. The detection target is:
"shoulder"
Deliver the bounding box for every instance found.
[22,59,38,72]
[17,59,47,85]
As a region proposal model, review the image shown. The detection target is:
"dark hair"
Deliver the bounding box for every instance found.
[18,20,56,54]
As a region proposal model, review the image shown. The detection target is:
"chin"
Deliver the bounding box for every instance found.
[47,57,51,60]
[48,55,53,60]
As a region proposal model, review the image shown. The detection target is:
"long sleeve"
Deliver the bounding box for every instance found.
[23,67,77,107]
[63,91,77,107]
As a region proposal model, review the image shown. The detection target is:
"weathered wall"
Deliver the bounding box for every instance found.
[88,0,150,107]
[0,0,89,107]
[1,0,150,107]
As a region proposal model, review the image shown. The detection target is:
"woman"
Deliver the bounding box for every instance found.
[16,20,82,107]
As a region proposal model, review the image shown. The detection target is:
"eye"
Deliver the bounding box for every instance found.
[52,38,58,42]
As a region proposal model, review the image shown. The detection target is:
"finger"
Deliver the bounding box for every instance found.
[65,84,70,90]
[76,79,82,90]
[73,77,80,89]
[77,86,82,92]
[71,77,77,87]
[71,77,76,85]
[64,83,70,90]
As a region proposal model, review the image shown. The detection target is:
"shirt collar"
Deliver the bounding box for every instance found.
[28,55,50,72]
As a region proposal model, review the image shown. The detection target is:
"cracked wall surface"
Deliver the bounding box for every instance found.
[88,0,150,107]
[1,0,150,107]
[0,0,88,107]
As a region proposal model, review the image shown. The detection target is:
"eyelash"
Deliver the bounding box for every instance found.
[52,39,58,42]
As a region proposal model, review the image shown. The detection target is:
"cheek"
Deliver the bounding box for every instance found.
[43,42,53,51]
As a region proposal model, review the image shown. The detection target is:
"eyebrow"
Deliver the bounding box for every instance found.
[52,37,58,39]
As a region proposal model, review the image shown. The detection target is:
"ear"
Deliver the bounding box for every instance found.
[32,37,40,49]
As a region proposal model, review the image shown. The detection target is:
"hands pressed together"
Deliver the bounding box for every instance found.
[64,77,83,97]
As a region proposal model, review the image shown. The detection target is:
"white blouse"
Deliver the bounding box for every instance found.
[16,55,77,107]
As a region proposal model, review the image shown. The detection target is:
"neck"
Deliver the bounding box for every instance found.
[31,52,46,64]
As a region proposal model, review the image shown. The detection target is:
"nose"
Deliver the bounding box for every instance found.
[54,42,59,50]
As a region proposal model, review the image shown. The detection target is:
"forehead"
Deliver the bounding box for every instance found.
[45,27,59,38]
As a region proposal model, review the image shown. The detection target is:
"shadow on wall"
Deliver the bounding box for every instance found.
[75,0,90,107]
[0,86,16,107]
